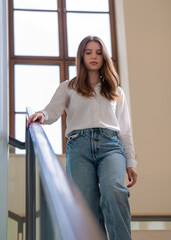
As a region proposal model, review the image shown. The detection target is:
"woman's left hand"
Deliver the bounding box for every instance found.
[126,167,138,188]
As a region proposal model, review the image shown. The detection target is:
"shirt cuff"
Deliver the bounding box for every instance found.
[126,158,137,169]
[41,110,48,121]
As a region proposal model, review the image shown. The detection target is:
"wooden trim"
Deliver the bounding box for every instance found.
[61,0,68,59]
[65,61,76,80]
[109,0,118,63]
[8,210,40,221]
[10,58,64,65]
[8,0,14,57]
[10,56,75,61]
[131,215,171,221]
[58,0,64,58]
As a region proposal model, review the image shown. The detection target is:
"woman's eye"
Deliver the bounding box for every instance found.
[97,52,102,55]
[85,52,91,55]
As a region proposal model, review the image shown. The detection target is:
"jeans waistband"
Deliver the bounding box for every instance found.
[68,128,117,137]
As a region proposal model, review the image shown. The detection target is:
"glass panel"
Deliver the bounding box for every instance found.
[36,159,63,239]
[8,154,26,239]
[67,13,112,57]
[14,0,57,10]
[14,11,59,56]
[66,0,109,12]
[15,65,60,112]
[69,66,77,80]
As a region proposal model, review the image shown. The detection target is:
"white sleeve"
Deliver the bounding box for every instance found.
[116,87,137,168]
[41,80,69,124]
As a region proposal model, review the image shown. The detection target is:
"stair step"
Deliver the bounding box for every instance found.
[132,230,171,240]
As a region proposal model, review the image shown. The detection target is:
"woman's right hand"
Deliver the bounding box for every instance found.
[27,112,45,129]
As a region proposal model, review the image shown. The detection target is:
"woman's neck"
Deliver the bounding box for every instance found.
[88,71,100,87]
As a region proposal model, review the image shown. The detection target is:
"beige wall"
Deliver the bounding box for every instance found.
[115,0,171,215]
[8,154,66,215]
[9,0,171,217]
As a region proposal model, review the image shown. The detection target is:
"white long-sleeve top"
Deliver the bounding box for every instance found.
[42,80,137,168]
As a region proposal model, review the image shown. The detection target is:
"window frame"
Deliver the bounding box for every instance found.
[8,0,118,153]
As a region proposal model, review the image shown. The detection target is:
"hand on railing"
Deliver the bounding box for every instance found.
[27,112,45,129]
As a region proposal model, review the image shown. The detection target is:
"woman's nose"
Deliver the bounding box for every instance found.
[91,52,97,59]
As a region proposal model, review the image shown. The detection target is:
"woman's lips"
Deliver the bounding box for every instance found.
[90,61,98,65]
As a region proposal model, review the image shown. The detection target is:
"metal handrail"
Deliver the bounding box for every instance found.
[9,136,25,149]
[26,107,106,240]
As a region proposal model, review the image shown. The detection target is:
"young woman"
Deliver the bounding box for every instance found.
[27,36,137,240]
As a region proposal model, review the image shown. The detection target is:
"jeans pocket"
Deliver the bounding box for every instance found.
[101,129,117,140]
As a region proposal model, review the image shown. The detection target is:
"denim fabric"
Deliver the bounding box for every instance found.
[66,128,131,240]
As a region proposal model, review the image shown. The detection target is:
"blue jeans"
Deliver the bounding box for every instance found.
[66,128,131,240]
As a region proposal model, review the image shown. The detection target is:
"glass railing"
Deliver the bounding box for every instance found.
[8,108,171,240]
[8,108,106,240]
[8,150,26,240]
[8,142,40,240]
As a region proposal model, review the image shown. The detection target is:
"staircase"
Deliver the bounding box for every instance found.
[132,221,171,240]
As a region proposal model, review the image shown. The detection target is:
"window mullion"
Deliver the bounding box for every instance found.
[58,0,64,58]
[61,0,68,60]
[9,0,14,58]
[109,0,117,62]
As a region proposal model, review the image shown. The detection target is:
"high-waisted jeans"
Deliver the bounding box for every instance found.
[66,128,131,240]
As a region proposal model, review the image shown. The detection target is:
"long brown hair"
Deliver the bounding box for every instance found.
[68,36,120,101]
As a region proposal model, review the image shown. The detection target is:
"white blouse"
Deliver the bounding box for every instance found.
[42,80,137,169]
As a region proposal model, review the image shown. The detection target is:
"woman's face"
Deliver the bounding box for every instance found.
[83,41,104,72]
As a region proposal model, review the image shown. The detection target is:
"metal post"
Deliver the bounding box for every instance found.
[26,126,36,240]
